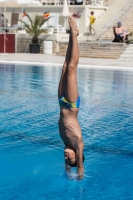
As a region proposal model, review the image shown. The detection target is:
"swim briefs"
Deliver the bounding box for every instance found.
[59,95,80,109]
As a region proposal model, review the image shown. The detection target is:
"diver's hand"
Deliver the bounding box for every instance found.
[65,164,71,174]
[77,167,84,180]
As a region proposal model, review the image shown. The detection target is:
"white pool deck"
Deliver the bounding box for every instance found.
[0,53,133,71]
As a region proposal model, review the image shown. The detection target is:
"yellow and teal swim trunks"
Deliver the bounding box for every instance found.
[59,95,80,109]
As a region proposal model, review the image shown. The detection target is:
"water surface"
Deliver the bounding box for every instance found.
[0,63,133,199]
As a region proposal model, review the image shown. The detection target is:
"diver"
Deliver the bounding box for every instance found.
[58,16,84,179]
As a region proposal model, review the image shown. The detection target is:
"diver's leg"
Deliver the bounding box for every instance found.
[58,62,67,99]
[58,33,73,99]
[65,17,79,102]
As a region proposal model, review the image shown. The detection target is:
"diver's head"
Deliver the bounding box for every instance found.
[64,147,84,167]
[64,147,76,166]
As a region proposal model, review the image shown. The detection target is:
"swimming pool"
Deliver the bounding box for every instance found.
[0,63,133,199]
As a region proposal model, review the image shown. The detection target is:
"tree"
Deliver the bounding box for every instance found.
[19,14,51,44]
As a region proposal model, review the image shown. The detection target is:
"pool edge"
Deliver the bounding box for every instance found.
[0,60,133,71]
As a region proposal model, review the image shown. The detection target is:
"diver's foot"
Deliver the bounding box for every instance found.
[68,16,79,36]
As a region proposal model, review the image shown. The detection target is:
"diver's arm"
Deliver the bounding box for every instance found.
[65,163,71,173]
[76,142,84,179]
[65,162,71,179]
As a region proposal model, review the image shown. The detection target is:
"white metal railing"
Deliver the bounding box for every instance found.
[85,0,104,6]
[40,0,104,5]
[40,0,61,4]
[0,0,104,6]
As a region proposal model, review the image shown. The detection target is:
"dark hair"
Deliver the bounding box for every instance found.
[69,154,85,167]
[91,11,94,15]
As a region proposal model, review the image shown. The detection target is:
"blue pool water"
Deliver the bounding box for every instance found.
[0,63,133,200]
